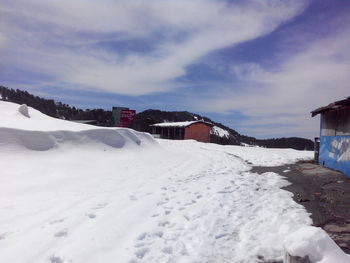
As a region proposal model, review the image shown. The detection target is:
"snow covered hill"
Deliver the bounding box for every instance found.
[0,101,155,152]
[211,125,230,138]
[0,101,322,263]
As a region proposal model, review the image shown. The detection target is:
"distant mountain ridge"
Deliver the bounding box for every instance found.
[0,85,314,150]
[129,109,314,150]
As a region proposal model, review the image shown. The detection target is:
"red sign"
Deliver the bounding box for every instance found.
[119,109,136,127]
[120,110,135,121]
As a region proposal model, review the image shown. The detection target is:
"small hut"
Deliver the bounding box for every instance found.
[150,121,213,143]
[311,97,350,177]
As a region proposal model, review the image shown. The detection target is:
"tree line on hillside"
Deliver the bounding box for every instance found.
[0,86,113,126]
[0,85,314,150]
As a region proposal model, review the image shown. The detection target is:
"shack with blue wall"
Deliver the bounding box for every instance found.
[311,97,350,177]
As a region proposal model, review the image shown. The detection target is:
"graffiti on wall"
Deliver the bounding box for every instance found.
[328,137,350,162]
[320,136,350,177]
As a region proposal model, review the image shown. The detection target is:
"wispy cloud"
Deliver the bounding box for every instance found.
[193,23,350,138]
[0,0,306,95]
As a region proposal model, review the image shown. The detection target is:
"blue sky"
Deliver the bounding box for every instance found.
[1,0,350,139]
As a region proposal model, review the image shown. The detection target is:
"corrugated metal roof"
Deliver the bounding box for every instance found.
[311,97,350,117]
[151,120,213,127]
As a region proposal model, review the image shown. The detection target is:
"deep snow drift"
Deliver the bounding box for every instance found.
[0,101,331,263]
[284,226,350,263]
[0,101,155,152]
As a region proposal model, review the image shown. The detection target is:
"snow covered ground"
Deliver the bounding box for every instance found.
[0,101,317,263]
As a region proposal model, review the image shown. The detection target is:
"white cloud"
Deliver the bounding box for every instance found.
[0,32,7,48]
[0,0,306,95]
[194,28,350,138]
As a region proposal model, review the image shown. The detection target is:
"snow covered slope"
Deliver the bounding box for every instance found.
[0,101,317,263]
[0,101,155,151]
[211,125,230,138]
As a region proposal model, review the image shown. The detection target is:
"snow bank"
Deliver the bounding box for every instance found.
[0,127,156,151]
[0,101,156,151]
[0,101,87,131]
[284,226,350,263]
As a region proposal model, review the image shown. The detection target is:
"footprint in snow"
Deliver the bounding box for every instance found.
[217,190,234,194]
[156,201,168,206]
[135,247,149,259]
[215,233,229,239]
[49,255,63,263]
[183,215,190,221]
[137,232,149,241]
[54,230,68,238]
[129,195,137,201]
[93,203,107,210]
[0,232,9,240]
[134,242,146,248]
[49,218,65,225]
[153,231,163,238]
[183,200,196,206]
[158,220,170,227]
[161,246,173,254]
[86,213,96,219]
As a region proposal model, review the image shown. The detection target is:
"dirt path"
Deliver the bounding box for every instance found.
[251,161,350,254]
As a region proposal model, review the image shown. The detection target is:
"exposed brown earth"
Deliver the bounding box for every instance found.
[251,161,350,254]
